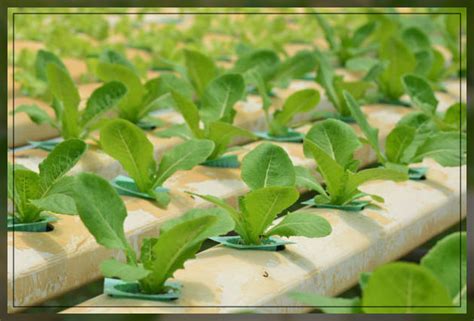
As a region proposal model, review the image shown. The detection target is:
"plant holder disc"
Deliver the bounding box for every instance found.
[104,278,181,301]
[201,154,240,168]
[29,138,63,152]
[7,214,57,232]
[210,236,294,251]
[297,72,315,81]
[302,199,370,212]
[408,167,428,181]
[111,175,168,200]
[254,129,304,143]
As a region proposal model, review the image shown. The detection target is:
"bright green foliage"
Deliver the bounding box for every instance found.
[15,51,127,140]
[68,172,233,294]
[157,85,256,161]
[291,232,464,314]
[192,143,332,245]
[403,74,467,132]
[7,139,87,223]
[96,49,192,125]
[100,119,214,207]
[345,90,466,172]
[377,37,417,100]
[184,49,219,97]
[268,89,320,137]
[301,119,407,206]
[316,14,377,65]
[315,51,374,117]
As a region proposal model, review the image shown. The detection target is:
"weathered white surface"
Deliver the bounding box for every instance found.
[62,160,466,313]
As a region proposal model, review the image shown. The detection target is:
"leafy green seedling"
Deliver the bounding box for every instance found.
[315,51,374,119]
[345,90,466,176]
[7,139,87,224]
[191,143,332,247]
[15,50,127,142]
[300,119,407,208]
[68,172,234,296]
[315,14,377,65]
[100,119,214,207]
[95,49,193,127]
[290,232,465,313]
[402,74,467,132]
[157,75,256,165]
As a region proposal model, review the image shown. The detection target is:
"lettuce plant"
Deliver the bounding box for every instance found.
[192,143,332,246]
[100,119,215,207]
[300,119,407,208]
[314,51,375,119]
[15,50,127,144]
[95,50,193,128]
[315,14,377,65]
[7,139,86,224]
[68,172,234,295]
[402,74,466,132]
[290,231,466,313]
[157,75,256,164]
[345,90,466,175]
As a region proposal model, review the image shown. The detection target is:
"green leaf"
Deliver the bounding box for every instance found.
[289,292,362,313]
[315,51,341,112]
[200,73,245,124]
[271,89,320,135]
[241,142,295,190]
[334,78,374,116]
[344,91,384,162]
[266,211,332,238]
[402,27,431,53]
[154,139,215,187]
[100,258,150,283]
[81,81,127,128]
[100,119,156,192]
[385,125,416,164]
[155,124,193,140]
[444,103,466,131]
[14,104,55,127]
[294,166,328,197]
[315,14,338,51]
[171,91,204,138]
[96,62,145,122]
[13,169,43,222]
[402,74,438,114]
[206,121,256,160]
[30,194,77,215]
[241,186,299,244]
[35,49,67,81]
[304,119,360,169]
[38,139,87,189]
[421,232,466,304]
[99,49,136,71]
[352,21,376,47]
[69,173,135,262]
[232,49,279,84]
[303,140,347,204]
[275,51,317,86]
[362,262,454,313]
[413,131,466,166]
[46,63,81,139]
[138,214,219,293]
[346,167,408,197]
[184,49,218,97]
[378,37,416,100]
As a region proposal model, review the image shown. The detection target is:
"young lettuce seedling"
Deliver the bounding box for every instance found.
[344,90,466,178]
[15,50,127,149]
[7,139,87,229]
[290,231,466,313]
[299,119,407,210]
[191,143,332,249]
[95,50,193,128]
[315,51,375,119]
[68,172,234,297]
[100,119,215,207]
[157,73,257,167]
[402,74,467,132]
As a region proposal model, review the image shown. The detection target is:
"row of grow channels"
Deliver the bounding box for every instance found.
[9,13,464,310]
